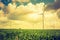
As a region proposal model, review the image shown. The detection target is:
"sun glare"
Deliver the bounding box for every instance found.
[26,13,40,21]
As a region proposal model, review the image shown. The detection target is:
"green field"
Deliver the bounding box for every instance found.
[0,29,60,40]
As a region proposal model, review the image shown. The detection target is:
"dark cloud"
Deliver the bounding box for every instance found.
[45,0,60,10]
[45,0,60,19]
[53,0,60,9]
[54,0,60,19]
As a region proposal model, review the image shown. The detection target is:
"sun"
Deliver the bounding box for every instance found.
[25,13,41,22]
[27,14,39,19]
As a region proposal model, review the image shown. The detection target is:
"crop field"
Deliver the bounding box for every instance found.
[0,29,60,40]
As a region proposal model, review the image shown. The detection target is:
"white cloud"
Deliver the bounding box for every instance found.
[7,3,16,14]
[7,2,45,20]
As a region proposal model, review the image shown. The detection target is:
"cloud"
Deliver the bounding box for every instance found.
[0,1,60,29]
[7,2,45,20]
[17,0,30,3]
[0,10,4,17]
[45,0,60,10]
[53,0,60,9]
[0,2,5,9]
[7,3,16,14]
[44,0,60,19]
[56,9,60,19]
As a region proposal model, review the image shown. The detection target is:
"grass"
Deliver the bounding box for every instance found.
[0,29,60,40]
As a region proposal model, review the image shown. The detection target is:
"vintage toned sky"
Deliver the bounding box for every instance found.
[0,0,60,29]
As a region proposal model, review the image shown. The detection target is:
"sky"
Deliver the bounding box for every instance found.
[0,0,60,29]
[0,0,54,6]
